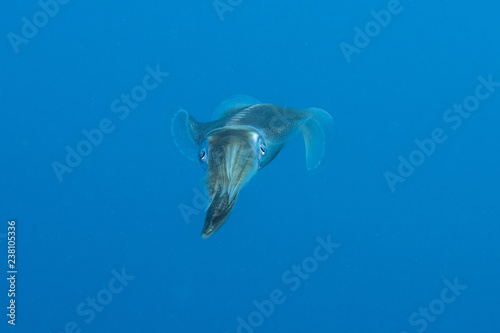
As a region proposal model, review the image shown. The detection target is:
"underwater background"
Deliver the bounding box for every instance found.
[2,0,499,332]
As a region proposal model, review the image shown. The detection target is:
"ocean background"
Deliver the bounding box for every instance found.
[2,0,499,332]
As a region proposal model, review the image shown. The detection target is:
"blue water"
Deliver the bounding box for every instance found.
[2,0,499,332]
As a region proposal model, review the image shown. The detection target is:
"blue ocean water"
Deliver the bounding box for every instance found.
[1,0,499,332]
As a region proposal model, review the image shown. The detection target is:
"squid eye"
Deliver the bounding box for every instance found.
[199,149,206,161]
[198,148,208,170]
[260,143,266,155]
[198,139,209,170]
